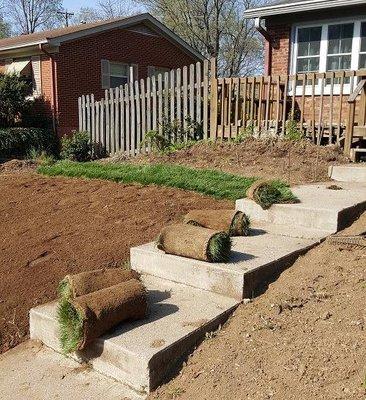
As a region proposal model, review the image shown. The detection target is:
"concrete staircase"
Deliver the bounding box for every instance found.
[2,164,366,400]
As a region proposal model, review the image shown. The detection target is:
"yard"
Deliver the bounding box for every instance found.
[0,138,350,354]
[0,170,231,353]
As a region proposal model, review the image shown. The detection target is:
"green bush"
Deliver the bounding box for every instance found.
[0,73,30,127]
[284,120,304,141]
[0,127,58,159]
[143,117,203,154]
[60,131,90,162]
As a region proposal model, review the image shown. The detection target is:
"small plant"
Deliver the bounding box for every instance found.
[234,123,254,143]
[143,117,203,154]
[27,148,56,166]
[61,131,90,162]
[284,120,304,141]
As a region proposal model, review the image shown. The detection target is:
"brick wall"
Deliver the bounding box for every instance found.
[267,24,291,75]
[55,28,198,137]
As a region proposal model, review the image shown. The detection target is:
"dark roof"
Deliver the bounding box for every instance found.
[244,0,364,19]
[0,17,129,49]
[0,13,204,60]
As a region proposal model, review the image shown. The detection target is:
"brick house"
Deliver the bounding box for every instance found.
[244,0,366,159]
[244,0,366,78]
[0,13,202,136]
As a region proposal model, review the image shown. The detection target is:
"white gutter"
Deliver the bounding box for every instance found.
[244,0,366,18]
[0,39,48,53]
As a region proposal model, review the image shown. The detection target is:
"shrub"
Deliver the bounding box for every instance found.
[0,73,30,127]
[0,127,58,159]
[143,117,203,154]
[60,131,90,162]
[284,120,304,141]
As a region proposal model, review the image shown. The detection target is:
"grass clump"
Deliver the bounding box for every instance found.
[38,161,295,205]
[207,232,232,262]
[57,298,84,354]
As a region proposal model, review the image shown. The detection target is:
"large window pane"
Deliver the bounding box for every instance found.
[327,55,351,71]
[328,23,353,55]
[297,27,321,57]
[110,76,128,88]
[361,22,366,53]
[110,63,128,77]
[360,54,366,69]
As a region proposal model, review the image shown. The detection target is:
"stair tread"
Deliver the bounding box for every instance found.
[30,275,238,394]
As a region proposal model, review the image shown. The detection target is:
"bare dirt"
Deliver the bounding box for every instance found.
[110,139,349,185]
[151,212,366,400]
[0,172,231,354]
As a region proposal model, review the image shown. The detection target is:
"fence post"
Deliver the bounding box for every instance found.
[209,58,218,139]
[203,60,209,139]
[78,97,82,131]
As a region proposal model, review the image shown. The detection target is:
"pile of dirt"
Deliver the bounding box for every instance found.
[151,213,366,400]
[0,172,231,354]
[109,139,349,185]
[0,159,37,173]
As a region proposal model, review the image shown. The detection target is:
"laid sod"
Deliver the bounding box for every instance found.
[38,161,297,204]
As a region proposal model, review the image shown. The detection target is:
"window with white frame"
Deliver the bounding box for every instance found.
[101,60,138,89]
[292,19,366,93]
[359,22,366,69]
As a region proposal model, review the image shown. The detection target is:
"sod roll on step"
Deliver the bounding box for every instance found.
[157,223,231,263]
[183,209,250,236]
[58,278,147,353]
[59,268,140,299]
[246,179,283,210]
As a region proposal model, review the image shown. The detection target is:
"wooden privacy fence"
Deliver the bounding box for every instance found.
[79,60,211,157]
[79,59,366,157]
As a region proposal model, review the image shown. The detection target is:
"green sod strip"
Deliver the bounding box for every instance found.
[207,232,232,262]
[38,161,297,204]
[57,298,84,354]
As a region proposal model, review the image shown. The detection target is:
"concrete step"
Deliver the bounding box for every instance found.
[131,230,319,300]
[30,274,238,397]
[236,182,366,233]
[329,164,366,182]
[0,340,143,400]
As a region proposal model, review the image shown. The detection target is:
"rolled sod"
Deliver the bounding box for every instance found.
[58,278,147,354]
[183,209,251,236]
[157,223,231,263]
[58,268,140,300]
[247,180,284,210]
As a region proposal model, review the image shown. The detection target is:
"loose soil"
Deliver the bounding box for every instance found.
[151,213,366,400]
[0,172,231,354]
[109,139,349,185]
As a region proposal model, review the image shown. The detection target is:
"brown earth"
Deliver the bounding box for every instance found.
[0,172,231,354]
[151,212,366,400]
[109,139,349,185]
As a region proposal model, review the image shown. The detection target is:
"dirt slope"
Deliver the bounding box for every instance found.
[109,139,349,185]
[151,213,366,400]
[0,172,231,353]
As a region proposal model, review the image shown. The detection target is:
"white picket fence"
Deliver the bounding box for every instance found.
[79,59,212,156]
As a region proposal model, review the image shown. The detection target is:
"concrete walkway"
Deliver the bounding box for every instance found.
[1,164,365,400]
